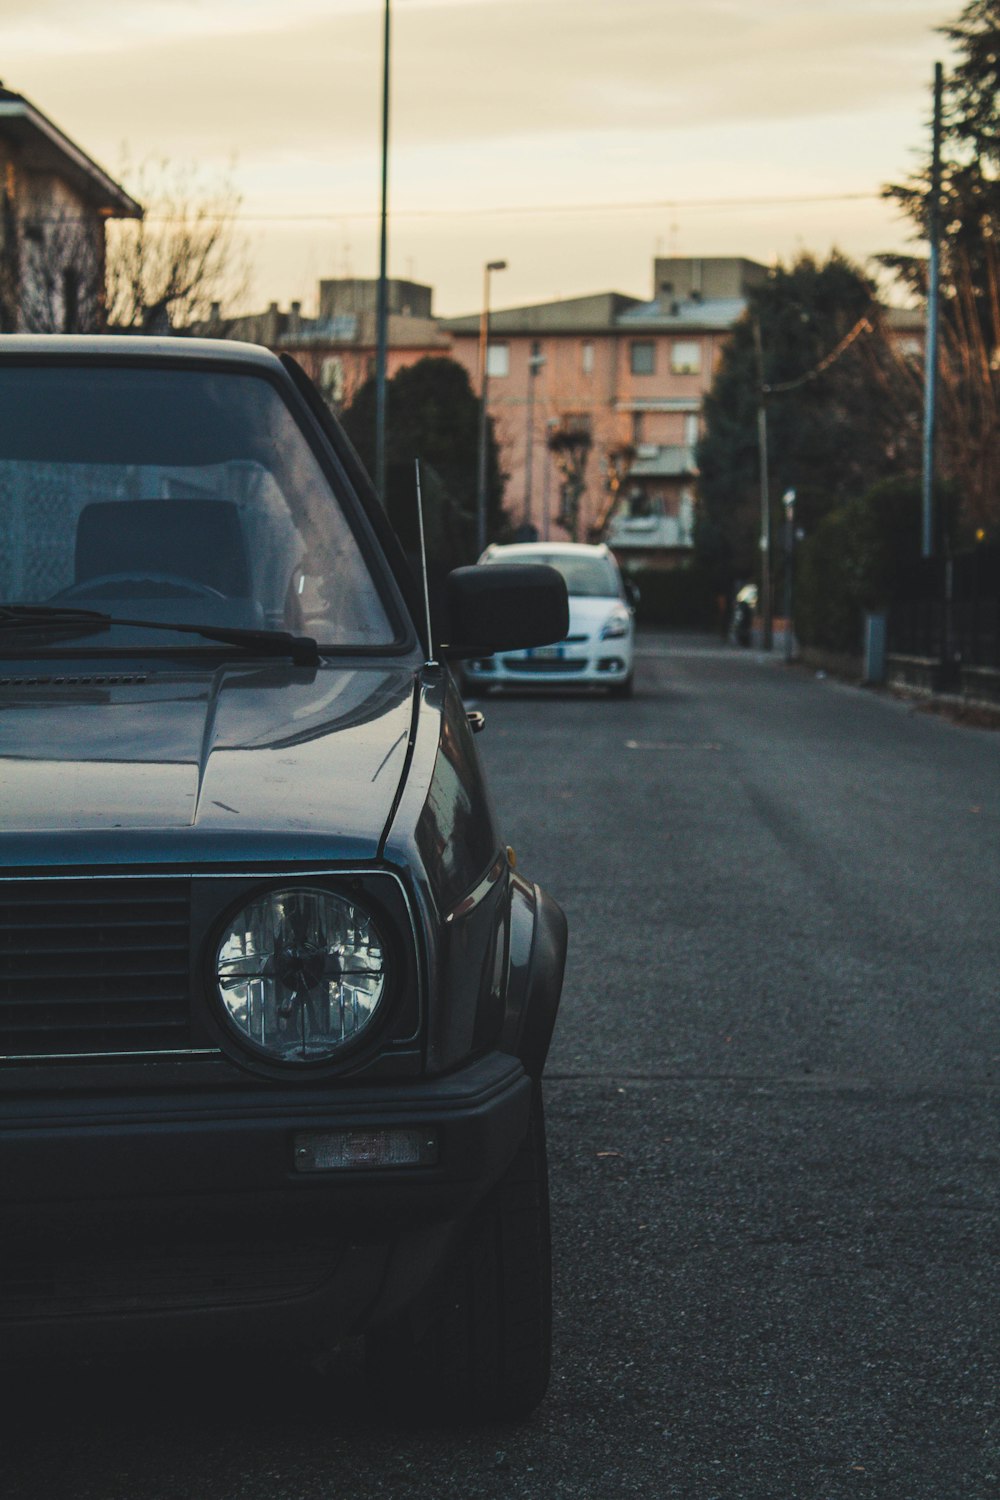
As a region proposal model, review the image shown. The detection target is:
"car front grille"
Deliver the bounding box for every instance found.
[0,877,193,1060]
[501,657,589,674]
[1,1240,343,1318]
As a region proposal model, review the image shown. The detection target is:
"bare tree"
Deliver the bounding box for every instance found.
[105,160,247,332]
[591,441,636,540]
[547,423,593,542]
[938,244,1000,535]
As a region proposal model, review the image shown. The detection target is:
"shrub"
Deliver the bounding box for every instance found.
[794,477,927,652]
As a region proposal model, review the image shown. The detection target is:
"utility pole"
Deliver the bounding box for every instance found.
[753,316,773,651]
[475,259,506,556]
[921,60,943,559]
[783,488,796,663]
[374,0,391,503]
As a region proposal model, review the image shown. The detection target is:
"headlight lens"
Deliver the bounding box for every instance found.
[215,887,387,1062]
[600,612,630,640]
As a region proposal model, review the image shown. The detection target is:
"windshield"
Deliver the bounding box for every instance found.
[0,365,396,652]
[491,550,620,599]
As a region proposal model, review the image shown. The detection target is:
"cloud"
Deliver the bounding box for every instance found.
[9,0,950,172]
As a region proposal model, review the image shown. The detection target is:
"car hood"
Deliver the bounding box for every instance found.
[0,661,417,862]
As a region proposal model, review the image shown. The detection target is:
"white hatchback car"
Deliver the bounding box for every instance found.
[463,542,636,696]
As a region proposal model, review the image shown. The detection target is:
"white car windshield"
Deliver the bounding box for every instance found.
[491,551,620,599]
[0,365,396,650]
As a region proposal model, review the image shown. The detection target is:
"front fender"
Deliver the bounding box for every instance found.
[500,873,568,1079]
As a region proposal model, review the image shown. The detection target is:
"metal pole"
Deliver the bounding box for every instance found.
[783,488,796,663]
[753,316,773,652]
[475,259,505,557]
[921,61,943,560]
[374,0,391,503]
[541,418,555,540]
[523,344,543,530]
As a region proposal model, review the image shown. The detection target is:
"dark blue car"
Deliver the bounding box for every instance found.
[0,336,568,1421]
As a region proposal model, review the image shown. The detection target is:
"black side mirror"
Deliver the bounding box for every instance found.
[442,565,569,659]
[624,579,641,610]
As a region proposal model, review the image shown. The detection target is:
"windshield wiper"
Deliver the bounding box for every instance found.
[0,605,321,665]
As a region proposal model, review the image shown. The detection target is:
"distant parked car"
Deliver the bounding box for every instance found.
[463,542,636,697]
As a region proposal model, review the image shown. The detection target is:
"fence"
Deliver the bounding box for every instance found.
[889,545,1000,672]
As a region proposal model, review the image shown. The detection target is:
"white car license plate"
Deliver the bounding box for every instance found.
[529,644,565,660]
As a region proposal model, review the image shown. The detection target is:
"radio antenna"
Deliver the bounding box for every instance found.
[414,459,438,669]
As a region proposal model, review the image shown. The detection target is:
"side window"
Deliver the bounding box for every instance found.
[671,340,702,375]
[630,341,655,376]
[486,342,509,378]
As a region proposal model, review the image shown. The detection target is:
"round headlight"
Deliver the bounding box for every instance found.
[215,887,387,1062]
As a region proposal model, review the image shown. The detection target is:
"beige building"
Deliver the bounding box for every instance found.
[222,277,451,409]
[444,258,768,565]
[0,85,141,333]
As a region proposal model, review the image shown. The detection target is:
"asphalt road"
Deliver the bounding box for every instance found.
[6,635,999,1499]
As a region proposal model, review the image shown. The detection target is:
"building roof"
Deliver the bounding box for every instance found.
[0,86,141,218]
[616,295,749,331]
[443,291,643,336]
[444,287,749,338]
[884,304,924,332]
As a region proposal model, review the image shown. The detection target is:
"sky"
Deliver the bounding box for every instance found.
[2,0,961,316]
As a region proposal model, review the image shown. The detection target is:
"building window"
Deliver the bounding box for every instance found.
[581,340,595,375]
[671,340,701,375]
[486,342,509,378]
[631,411,645,446]
[684,413,699,446]
[630,341,655,376]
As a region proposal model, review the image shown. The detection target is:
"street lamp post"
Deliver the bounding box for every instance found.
[374,0,391,503]
[475,259,506,557]
[783,488,796,663]
[522,343,545,532]
[752,316,773,651]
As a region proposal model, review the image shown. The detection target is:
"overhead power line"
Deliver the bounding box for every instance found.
[22,191,882,228]
[763,312,877,396]
[139,191,880,225]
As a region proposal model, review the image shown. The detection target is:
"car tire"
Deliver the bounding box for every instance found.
[366,1084,552,1423]
[608,672,634,699]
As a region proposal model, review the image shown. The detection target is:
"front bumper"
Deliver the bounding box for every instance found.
[0,1051,531,1352]
[465,645,632,687]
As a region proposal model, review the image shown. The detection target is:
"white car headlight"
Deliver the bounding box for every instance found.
[599,612,630,640]
[215,886,387,1062]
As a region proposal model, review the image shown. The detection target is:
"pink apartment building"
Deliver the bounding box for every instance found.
[216,259,922,571]
[444,258,769,567]
[228,260,766,568]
